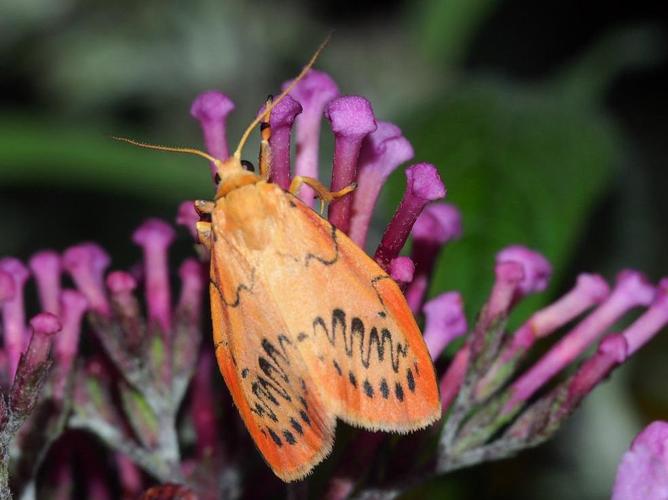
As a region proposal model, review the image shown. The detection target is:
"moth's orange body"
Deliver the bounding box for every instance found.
[120,39,441,481]
[195,159,441,481]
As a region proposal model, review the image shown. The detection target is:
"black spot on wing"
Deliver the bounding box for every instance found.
[251,379,279,406]
[290,417,304,435]
[259,357,288,384]
[407,368,416,392]
[395,382,404,402]
[348,371,357,388]
[380,379,389,399]
[283,430,297,445]
[246,334,306,430]
[251,402,278,422]
[268,428,282,446]
[333,360,342,376]
[263,336,292,368]
[363,380,374,398]
[300,410,311,426]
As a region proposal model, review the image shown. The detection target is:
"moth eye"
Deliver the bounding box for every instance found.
[214,173,221,185]
[241,160,256,172]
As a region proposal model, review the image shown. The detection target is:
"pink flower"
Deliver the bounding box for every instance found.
[613,421,668,500]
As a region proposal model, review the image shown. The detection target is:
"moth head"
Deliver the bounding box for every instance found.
[113,34,331,199]
[213,156,258,198]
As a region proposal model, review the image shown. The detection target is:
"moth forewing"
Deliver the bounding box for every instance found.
[206,180,440,481]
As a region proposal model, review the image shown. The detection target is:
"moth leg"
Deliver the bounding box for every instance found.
[194,199,215,215]
[195,221,212,250]
[289,176,357,215]
[258,96,273,180]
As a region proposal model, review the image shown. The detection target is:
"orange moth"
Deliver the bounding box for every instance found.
[117,39,441,482]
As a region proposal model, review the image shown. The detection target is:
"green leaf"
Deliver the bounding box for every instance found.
[0,115,212,202]
[386,79,619,317]
[413,0,497,66]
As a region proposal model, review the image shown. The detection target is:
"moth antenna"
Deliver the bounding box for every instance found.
[233,33,332,161]
[112,136,222,166]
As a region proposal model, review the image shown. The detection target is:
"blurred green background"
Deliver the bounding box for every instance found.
[1,0,667,498]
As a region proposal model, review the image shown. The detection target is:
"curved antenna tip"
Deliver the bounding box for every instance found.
[233,35,332,159]
[112,136,221,165]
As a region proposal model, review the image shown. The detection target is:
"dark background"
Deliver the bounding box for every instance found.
[1,0,667,498]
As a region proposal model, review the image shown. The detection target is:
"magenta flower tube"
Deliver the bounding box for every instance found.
[0,258,30,382]
[348,122,414,247]
[374,163,446,271]
[28,250,62,315]
[283,70,339,207]
[63,243,111,316]
[132,218,176,333]
[325,96,377,233]
[191,91,235,176]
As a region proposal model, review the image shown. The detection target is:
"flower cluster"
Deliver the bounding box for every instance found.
[0,67,665,499]
[0,232,211,498]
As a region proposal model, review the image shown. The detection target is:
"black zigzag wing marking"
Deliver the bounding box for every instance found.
[247,335,320,441]
[276,250,301,263]
[370,274,392,313]
[312,309,410,373]
[210,261,256,308]
[304,223,339,267]
[249,336,293,419]
[258,335,293,384]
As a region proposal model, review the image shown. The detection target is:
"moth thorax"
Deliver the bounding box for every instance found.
[219,189,275,252]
